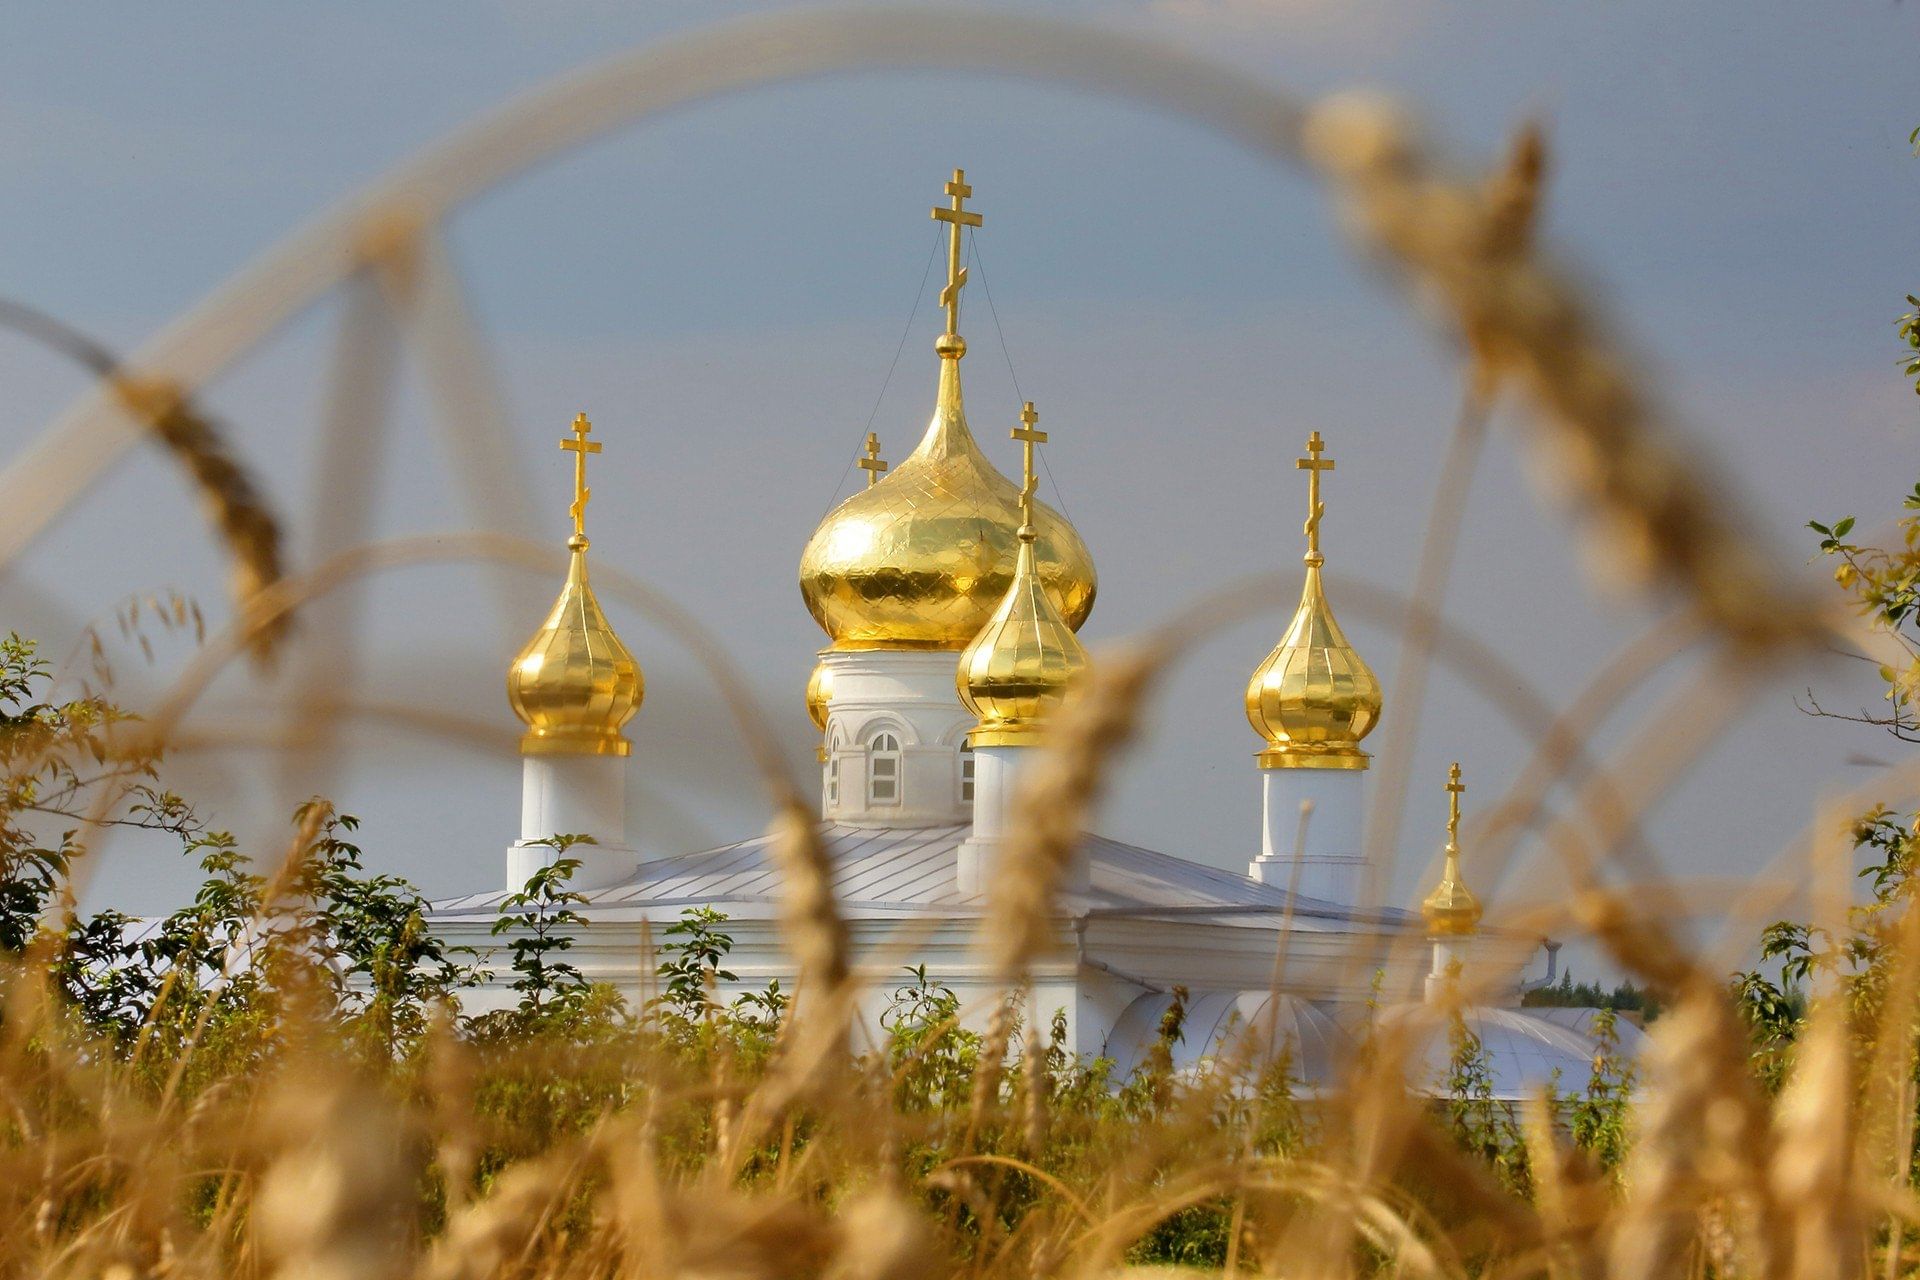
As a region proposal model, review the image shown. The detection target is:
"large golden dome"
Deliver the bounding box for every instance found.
[799,350,1095,650]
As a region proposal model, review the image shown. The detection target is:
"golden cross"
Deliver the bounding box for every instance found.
[930,168,983,338]
[1295,431,1335,561]
[1010,400,1047,529]
[1445,761,1465,847]
[559,411,601,538]
[858,432,889,487]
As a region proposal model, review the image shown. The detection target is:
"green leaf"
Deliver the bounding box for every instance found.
[1833,516,1855,538]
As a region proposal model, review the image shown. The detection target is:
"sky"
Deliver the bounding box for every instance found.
[0,0,1914,982]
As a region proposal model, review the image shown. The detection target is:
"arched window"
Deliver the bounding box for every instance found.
[868,731,901,804]
[960,744,976,803]
[824,754,840,807]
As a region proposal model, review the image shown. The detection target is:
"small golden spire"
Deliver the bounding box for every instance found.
[957,402,1089,745]
[561,411,601,544]
[1246,431,1381,769]
[930,167,982,358]
[1422,762,1484,936]
[508,411,642,756]
[1297,430,1333,566]
[858,432,889,487]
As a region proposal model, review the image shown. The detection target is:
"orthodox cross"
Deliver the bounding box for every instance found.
[1296,431,1334,562]
[930,168,982,338]
[1010,400,1047,530]
[859,432,889,487]
[560,411,601,539]
[1445,761,1465,849]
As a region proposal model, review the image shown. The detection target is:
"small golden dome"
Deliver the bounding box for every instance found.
[805,659,833,732]
[1246,432,1381,769]
[958,522,1089,746]
[507,412,642,756]
[799,356,1095,650]
[509,536,642,755]
[1246,565,1382,768]
[1422,762,1483,936]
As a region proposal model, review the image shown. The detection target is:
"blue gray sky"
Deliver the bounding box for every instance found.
[1,1,1913,979]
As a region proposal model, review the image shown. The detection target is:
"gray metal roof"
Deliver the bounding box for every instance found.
[431,823,1411,928]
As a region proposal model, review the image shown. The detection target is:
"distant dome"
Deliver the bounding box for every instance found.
[1105,991,1350,1092]
[1381,1004,1631,1101]
[799,356,1095,651]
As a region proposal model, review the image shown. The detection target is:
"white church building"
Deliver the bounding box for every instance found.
[428,170,1633,1098]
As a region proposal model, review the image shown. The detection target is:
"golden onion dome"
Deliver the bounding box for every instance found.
[799,352,1095,650]
[507,413,642,756]
[1246,431,1381,769]
[508,533,643,755]
[1246,564,1383,768]
[1421,762,1483,936]
[805,658,833,732]
[957,504,1090,746]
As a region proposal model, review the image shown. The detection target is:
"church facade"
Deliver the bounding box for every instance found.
[427,170,1628,1098]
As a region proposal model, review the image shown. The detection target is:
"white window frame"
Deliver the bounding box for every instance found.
[868,731,902,805]
[960,744,976,803]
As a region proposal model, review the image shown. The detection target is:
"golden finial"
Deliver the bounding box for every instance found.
[1296,430,1333,566]
[958,401,1088,745]
[930,167,982,356]
[859,432,889,487]
[1422,761,1483,936]
[1011,401,1046,533]
[560,411,601,545]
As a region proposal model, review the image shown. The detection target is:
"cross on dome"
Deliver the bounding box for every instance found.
[1446,761,1465,848]
[1296,430,1334,565]
[930,168,983,344]
[858,432,888,487]
[560,411,602,543]
[1010,400,1047,534]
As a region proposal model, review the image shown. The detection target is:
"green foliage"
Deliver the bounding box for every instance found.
[1441,1015,1529,1196]
[1566,1009,1636,1174]
[882,964,980,1112]
[1521,972,1663,1020]
[489,840,594,1018]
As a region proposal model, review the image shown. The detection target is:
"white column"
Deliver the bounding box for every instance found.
[506,754,639,891]
[1425,935,1471,1003]
[819,648,974,828]
[957,743,1086,898]
[1249,768,1365,906]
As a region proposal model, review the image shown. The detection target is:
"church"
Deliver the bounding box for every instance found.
[427,170,1636,1099]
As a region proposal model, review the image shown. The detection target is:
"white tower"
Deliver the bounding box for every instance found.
[954,401,1091,896]
[1244,432,1383,907]
[504,412,643,891]
[797,170,1096,835]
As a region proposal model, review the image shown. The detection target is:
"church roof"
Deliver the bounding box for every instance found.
[431,823,1413,929]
